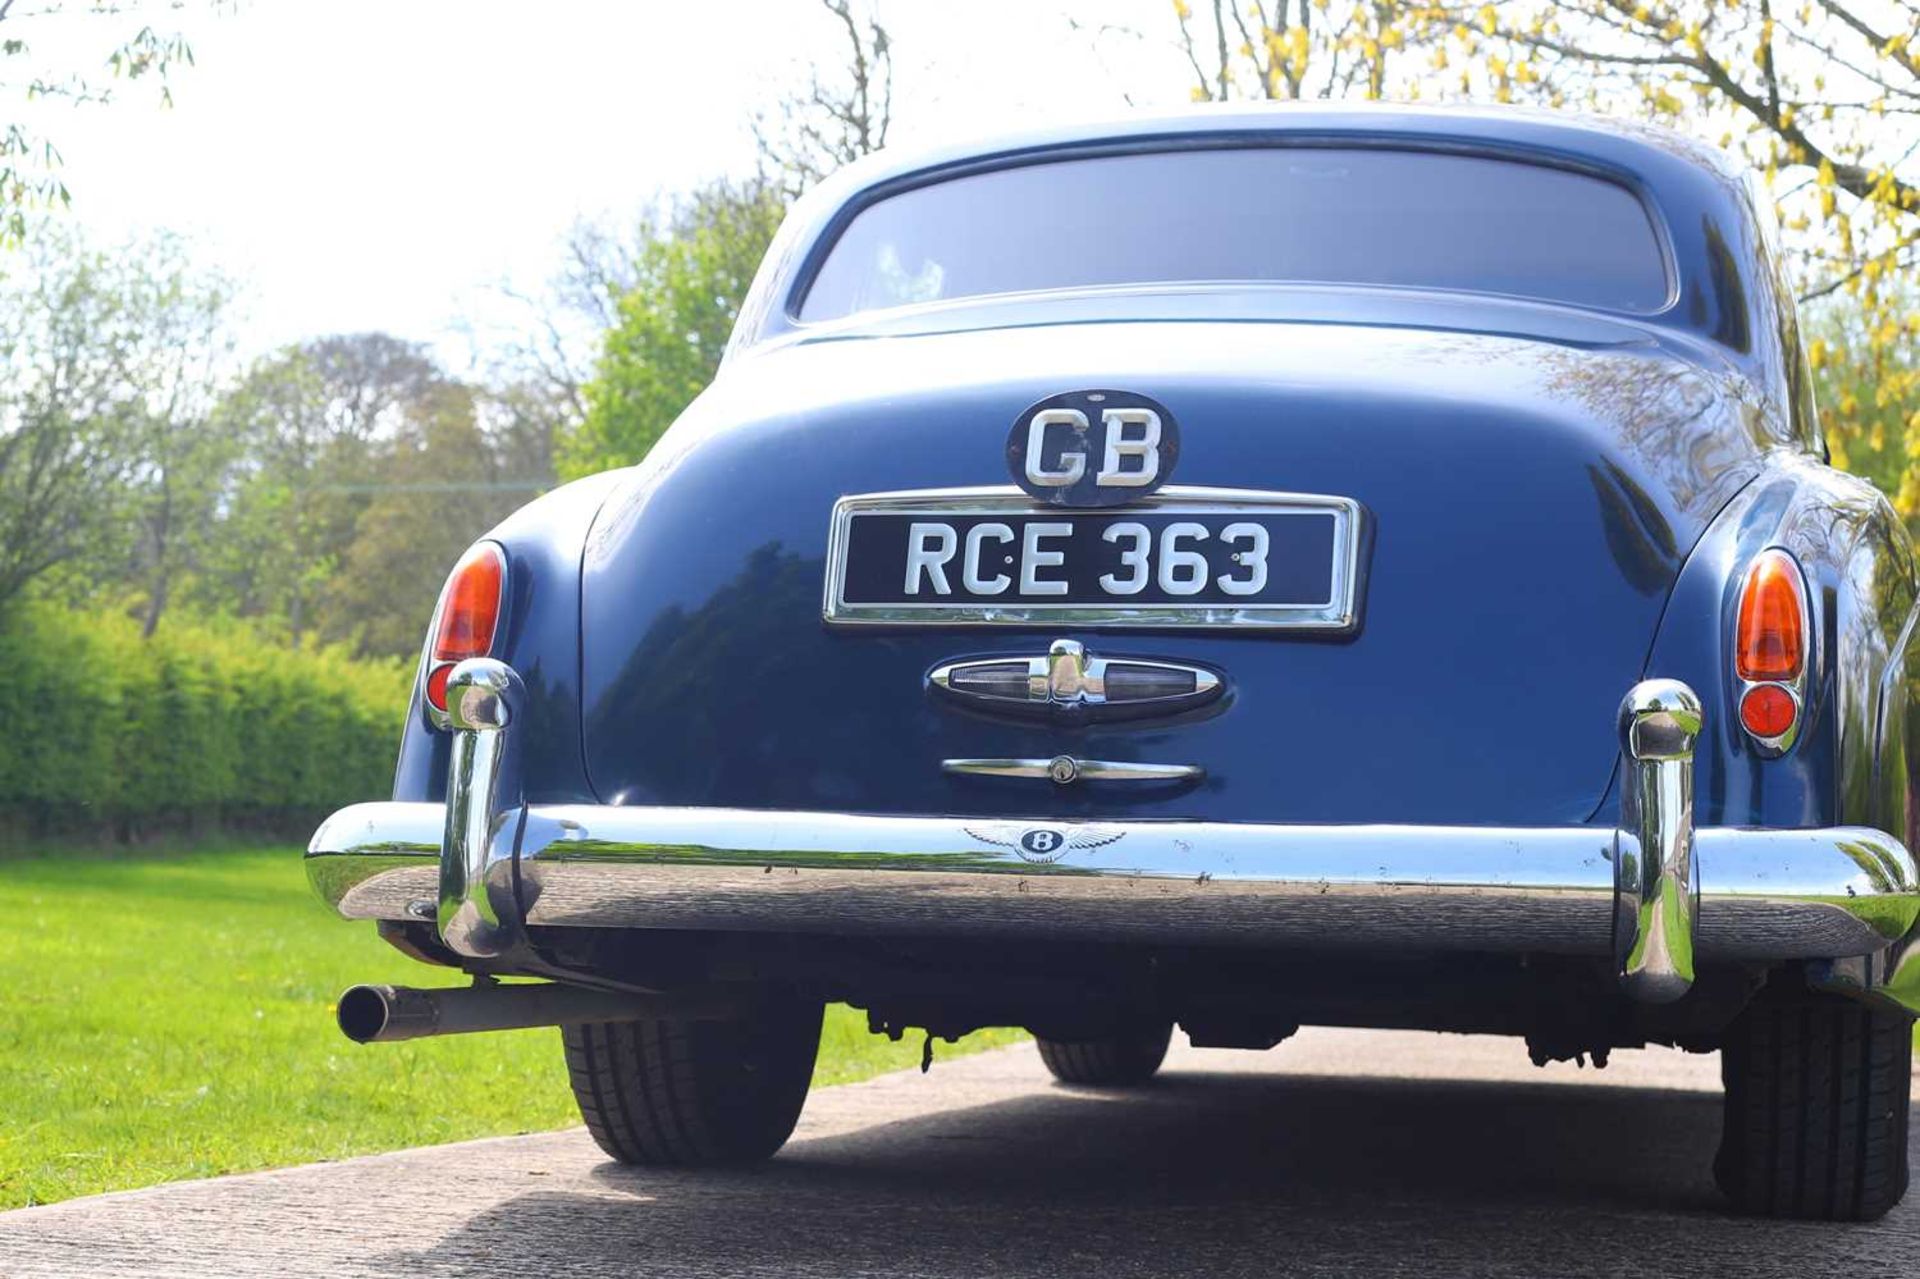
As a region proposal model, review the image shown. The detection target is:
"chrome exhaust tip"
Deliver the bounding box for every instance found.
[335,980,740,1044]
[337,984,438,1043]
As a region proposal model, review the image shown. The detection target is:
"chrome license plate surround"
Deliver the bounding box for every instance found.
[822,485,1366,631]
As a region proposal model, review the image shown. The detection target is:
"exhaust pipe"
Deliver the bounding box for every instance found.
[336,981,740,1044]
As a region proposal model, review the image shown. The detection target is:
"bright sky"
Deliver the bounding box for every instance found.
[15,0,1185,368]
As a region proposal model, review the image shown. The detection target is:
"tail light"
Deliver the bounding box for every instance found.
[425,542,506,716]
[1733,548,1807,753]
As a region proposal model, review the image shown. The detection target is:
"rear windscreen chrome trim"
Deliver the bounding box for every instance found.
[822,485,1367,631]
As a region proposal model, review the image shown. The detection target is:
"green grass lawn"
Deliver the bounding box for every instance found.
[0,848,1022,1209]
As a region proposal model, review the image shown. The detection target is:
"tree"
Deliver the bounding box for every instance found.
[297,332,442,444]
[0,231,221,615]
[1,0,196,240]
[559,180,787,479]
[322,381,544,657]
[1165,0,1419,101]
[1149,0,1920,513]
[559,2,896,480]
[479,377,562,495]
[1424,6,1919,348]
[458,214,656,486]
[479,217,646,435]
[752,0,895,198]
[1809,289,1920,519]
[200,334,442,648]
[117,236,231,636]
[187,332,553,656]
[482,0,896,469]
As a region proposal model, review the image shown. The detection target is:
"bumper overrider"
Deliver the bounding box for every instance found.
[308,660,1920,1014]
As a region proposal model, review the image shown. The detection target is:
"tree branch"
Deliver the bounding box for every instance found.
[1172,2,1214,100]
[1759,0,1782,127]
[1686,44,1920,216]
[1799,238,1920,302]
[1817,0,1920,85]
[1211,0,1230,100]
[1227,0,1270,98]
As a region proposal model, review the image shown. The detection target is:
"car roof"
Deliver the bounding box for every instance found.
[806,101,1744,206]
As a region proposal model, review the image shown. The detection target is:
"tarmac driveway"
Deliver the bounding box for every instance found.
[1,1027,1915,1278]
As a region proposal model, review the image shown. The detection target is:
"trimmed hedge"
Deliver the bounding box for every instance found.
[0,604,411,841]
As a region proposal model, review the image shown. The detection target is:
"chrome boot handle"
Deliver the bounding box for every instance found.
[942,756,1203,785]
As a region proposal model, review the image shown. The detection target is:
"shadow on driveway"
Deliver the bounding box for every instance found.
[376,1071,1909,1278]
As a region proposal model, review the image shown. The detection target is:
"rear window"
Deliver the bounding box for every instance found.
[798,147,1670,320]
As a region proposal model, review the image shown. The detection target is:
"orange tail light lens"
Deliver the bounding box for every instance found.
[426,543,505,711]
[1735,549,1806,682]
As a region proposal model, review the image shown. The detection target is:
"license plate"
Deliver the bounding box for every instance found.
[823,487,1365,630]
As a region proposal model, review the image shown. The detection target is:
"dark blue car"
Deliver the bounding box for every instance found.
[309,105,1920,1220]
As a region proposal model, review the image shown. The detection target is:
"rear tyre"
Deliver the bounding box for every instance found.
[1714,991,1912,1221]
[562,996,823,1167]
[1036,1022,1174,1086]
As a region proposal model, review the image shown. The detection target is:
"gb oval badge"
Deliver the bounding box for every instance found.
[1007,389,1180,508]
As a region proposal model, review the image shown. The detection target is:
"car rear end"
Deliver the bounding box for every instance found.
[307,109,1920,1216]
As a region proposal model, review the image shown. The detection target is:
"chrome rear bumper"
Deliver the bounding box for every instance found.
[306,662,1920,1014]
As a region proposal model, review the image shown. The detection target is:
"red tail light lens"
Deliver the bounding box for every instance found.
[1739,683,1797,738]
[1735,550,1806,682]
[425,662,454,714]
[426,543,505,712]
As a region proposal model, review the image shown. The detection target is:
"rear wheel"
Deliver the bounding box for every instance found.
[1036,1022,1174,1086]
[562,996,823,1167]
[1714,991,1912,1221]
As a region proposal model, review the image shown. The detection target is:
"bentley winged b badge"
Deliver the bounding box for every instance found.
[963,822,1125,865]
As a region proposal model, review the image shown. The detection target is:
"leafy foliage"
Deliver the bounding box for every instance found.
[0,253,558,658]
[322,381,552,657]
[122,332,553,657]
[558,2,895,479]
[0,0,197,242]
[197,333,443,649]
[1812,293,1920,512]
[0,229,226,615]
[560,180,786,479]
[0,602,410,837]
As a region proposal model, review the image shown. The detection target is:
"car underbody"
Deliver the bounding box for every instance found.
[375,916,1766,1063]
